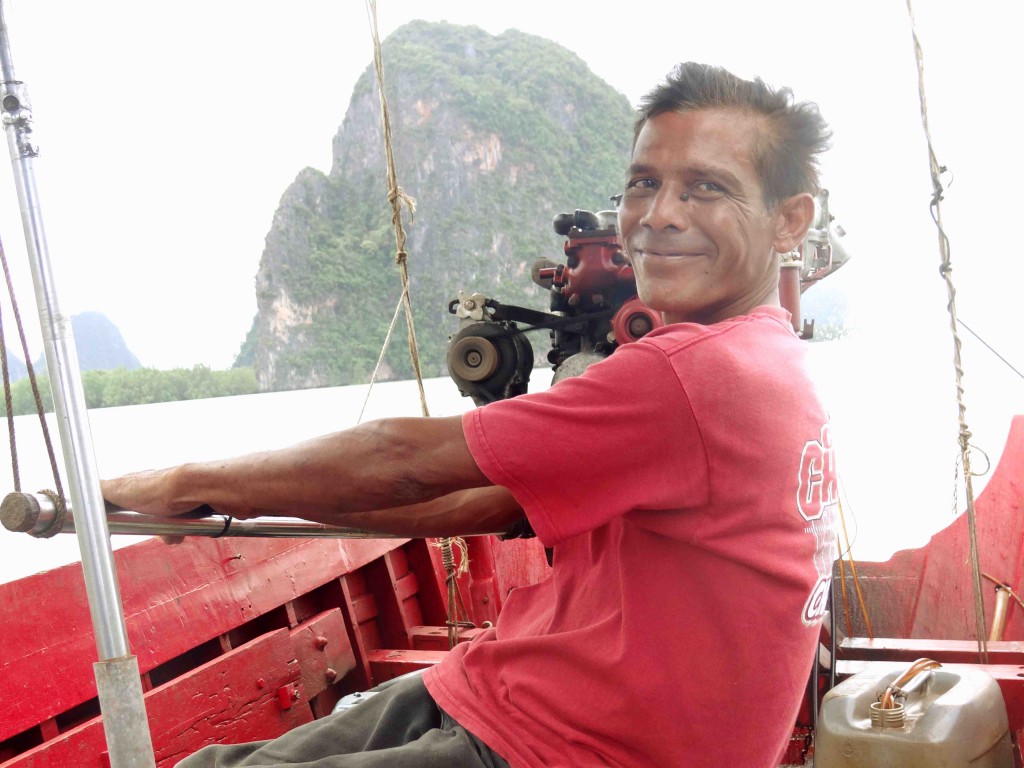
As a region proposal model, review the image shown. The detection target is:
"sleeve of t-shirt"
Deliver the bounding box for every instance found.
[462,338,709,547]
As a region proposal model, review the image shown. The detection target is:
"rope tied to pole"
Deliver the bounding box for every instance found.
[905,0,987,662]
[0,234,65,513]
[31,487,66,538]
[364,0,468,648]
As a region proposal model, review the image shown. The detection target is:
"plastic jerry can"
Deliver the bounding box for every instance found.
[815,664,1013,767]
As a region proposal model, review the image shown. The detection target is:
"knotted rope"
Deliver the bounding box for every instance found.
[905,0,987,661]
[364,0,468,649]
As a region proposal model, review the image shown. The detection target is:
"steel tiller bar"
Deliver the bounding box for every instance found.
[0,4,156,766]
[0,490,507,539]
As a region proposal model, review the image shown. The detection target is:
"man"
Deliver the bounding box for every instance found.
[103,61,836,767]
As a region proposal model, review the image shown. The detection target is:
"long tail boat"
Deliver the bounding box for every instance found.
[0,3,1021,766]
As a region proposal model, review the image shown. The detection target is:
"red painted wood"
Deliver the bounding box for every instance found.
[289,609,357,703]
[910,416,1024,640]
[338,571,379,690]
[839,637,1024,664]
[366,649,447,683]
[425,535,549,629]
[403,540,447,626]
[834,417,1024,642]
[409,625,485,651]
[384,548,425,641]
[833,548,927,638]
[0,536,405,743]
[0,628,309,768]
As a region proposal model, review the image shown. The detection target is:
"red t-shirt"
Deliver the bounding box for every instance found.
[424,306,838,768]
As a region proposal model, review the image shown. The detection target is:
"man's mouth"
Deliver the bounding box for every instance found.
[633,249,704,259]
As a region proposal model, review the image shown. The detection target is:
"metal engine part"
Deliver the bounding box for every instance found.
[447,291,534,406]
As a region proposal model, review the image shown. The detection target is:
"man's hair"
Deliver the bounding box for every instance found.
[635,62,832,210]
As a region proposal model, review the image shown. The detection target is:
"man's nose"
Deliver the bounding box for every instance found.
[639,188,691,230]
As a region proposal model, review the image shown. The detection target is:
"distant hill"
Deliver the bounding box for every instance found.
[2,351,27,382]
[239,21,636,391]
[14,311,142,379]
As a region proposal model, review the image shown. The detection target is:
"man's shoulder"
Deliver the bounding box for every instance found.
[638,305,797,357]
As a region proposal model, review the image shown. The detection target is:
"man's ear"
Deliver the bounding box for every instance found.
[772,193,816,253]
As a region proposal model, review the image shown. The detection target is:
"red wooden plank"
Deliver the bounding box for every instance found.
[394,571,420,604]
[367,649,448,684]
[339,573,378,690]
[362,557,408,651]
[385,549,424,639]
[403,540,447,626]
[1,628,308,768]
[349,591,379,625]
[0,536,405,742]
[409,625,485,651]
[289,609,356,702]
[839,637,1024,663]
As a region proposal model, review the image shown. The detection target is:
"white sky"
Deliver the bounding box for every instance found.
[0,1,1021,560]
[0,0,1016,371]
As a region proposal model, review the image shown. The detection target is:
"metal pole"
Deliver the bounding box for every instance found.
[0,4,155,766]
[0,490,499,539]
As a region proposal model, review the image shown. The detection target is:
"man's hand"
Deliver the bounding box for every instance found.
[101,466,203,518]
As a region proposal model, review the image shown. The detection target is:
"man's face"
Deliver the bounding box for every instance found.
[618,108,783,326]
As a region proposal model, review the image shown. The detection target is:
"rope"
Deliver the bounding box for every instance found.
[958,319,1024,382]
[357,293,405,424]
[32,487,67,538]
[905,0,987,661]
[364,0,467,649]
[835,539,853,639]
[0,292,18,490]
[364,0,428,418]
[836,495,873,640]
[0,235,65,509]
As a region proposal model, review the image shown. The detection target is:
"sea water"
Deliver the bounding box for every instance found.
[0,332,1021,585]
[0,375,486,584]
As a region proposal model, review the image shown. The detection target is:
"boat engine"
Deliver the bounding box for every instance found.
[446,208,660,406]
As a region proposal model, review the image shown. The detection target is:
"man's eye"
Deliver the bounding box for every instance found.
[623,178,656,197]
[690,181,725,200]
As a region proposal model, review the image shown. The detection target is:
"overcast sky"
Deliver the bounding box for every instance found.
[0,0,1015,371]
[0,2,1020,561]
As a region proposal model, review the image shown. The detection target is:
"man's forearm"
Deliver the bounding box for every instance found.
[102,415,491,520]
[318,486,525,538]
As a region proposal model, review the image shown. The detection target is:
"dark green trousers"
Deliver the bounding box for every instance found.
[176,674,511,767]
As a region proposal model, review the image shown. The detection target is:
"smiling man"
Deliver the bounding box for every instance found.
[103,62,836,768]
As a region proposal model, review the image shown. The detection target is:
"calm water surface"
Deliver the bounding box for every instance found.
[1,334,1021,584]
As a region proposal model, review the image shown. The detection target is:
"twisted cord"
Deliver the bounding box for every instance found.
[365,0,428,418]
[365,0,468,649]
[0,235,64,506]
[906,0,987,661]
[32,487,67,538]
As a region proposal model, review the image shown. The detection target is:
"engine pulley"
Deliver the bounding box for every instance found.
[447,321,533,406]
[612,297,663,345]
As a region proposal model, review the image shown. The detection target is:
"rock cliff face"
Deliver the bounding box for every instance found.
[241,21,635,391]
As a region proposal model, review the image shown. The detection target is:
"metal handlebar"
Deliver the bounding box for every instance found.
[1,491,499,539]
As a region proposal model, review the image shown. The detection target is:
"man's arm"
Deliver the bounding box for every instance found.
[330,485,525,538]
[100,415,506,533]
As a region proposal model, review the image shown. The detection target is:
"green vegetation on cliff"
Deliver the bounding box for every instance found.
[242,21,636,390]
